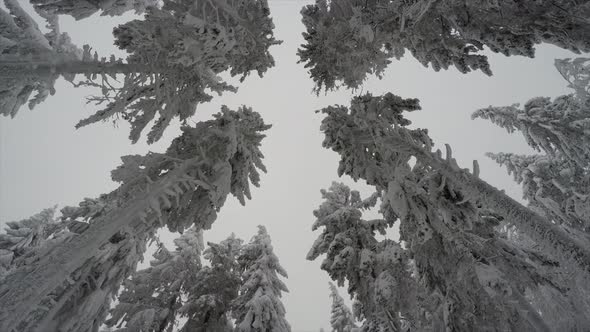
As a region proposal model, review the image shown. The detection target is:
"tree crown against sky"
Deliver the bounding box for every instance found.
[0,105,272,332]
[180,233,243,332]
[31,0,158,20]
[1,0,281,144]
[1,1,590,327]
[106,227,204,332]
[0,0,82,117]
[473,57,590,233]
[233,225,290,332]
[0,199,155,332]
[316,92,590,330]
[298,0,590,92]
[328,282,356,332]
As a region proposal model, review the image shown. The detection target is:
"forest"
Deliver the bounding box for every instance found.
[1,0,590,331]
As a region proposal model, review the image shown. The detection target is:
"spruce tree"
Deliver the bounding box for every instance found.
[319,92,590,275]
[232,226,291,332]
[1,0,279,143]
[106,227,204,332]
[473,58,590,233]
[31,0,158,20]
[328,282,356,332]
[309,183,435,331]
[298,0,590,92]
[0,0,81,117]
[0,106,270,331]
[180,234,243,332]
[315,92,590,329]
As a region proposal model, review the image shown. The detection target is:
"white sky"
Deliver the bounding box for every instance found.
[0,1,585,331]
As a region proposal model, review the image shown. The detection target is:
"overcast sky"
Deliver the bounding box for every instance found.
[0,1,585,331]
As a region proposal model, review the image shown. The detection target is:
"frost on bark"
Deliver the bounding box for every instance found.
[180,234,243,332]
[328,282,356,332]
[0,0,81,117]
[0,106,270,332]
[2,0,280,144]
[297,0,590,92]
[316,93,590,329]
[31,0,158,20]
[232,226,291,332]
[106,227,204,332]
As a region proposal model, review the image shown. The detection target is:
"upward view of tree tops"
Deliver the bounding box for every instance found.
[1,0,590,331]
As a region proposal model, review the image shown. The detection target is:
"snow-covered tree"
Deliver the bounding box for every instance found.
[298,0,590,92]
[308,183,430,331]
[232,225,291,332]
[0,0,82,117]
[473,58,590,232]
[320,92,590,276]
[31,0,158,20]
[3,0,280,143]
[328,282,356,332]
[555,57,590,102]
[316,93,590,329]
[0,105,270,331]
[297,0,391,93]
[0,207,60,278]
[487,152,590,233]
[0,195,154,332]
[106,227,204,332]
[180,234,243,332]
[472,95,590,168]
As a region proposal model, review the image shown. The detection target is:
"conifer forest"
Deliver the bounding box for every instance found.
[1,0,590,331]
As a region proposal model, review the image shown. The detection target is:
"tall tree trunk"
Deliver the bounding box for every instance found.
[0,60,151,78]
[0,159,199,332]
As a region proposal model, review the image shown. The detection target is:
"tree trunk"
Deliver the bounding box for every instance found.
[0,60,151,78]
[0,159,199,332]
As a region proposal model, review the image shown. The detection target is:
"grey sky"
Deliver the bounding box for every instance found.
[0,1,584,331]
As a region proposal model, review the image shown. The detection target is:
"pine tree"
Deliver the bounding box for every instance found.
[31,0,158,20]
[232,225,291,332]
[297,0,590,92]
[2,0,280,143]
[316,92,590,329]
[0,105,270,331]
[328,282,356,332]
[180,234,243,332]
[106,227,204,332]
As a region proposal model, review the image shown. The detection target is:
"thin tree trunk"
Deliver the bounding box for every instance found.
[0,159,200,332]
[0,60,151,77]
